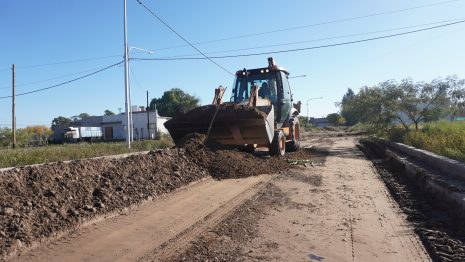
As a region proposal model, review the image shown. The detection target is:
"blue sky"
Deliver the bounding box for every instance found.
[1,0,464,127]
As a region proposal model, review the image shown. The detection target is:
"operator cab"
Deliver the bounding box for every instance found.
[231,57,293,123]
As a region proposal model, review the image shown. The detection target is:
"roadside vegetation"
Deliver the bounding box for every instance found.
[403,121,465,162]
[0,138,173,168]
[297,116,317,132]
[338,75,465,162]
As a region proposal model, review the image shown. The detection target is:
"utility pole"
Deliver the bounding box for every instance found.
[146,90,150,139]
[12,64,16,149]
[123,0,131,148]
[306,97,323,122]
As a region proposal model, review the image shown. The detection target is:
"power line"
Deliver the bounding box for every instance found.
[149,0,464,51]
[15,55,122,70]
[0,61,123,100]
[132,19,465,61]
[136,0,234,76]
[149,18,463,59]
[0,0,460,72]
[0,65,112,90]
[129,66,146,93]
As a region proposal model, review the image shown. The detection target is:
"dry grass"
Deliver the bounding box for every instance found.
[403,121,465,163]
[0,139,173,169]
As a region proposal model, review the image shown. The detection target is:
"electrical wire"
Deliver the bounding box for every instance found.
[129,66,146,93]
[136,0,234,76]
[0,17,454,90]
[149,0,464,51]
[148,18,463,59]
[15,54,123,70]
[132,19,465,61]
[0,61,123,100]
[0,65,114,90]
[1,0,460,71]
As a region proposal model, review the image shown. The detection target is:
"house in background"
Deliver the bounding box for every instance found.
[102,106,170,141]
[51,106,170,142]
[309,117,330,128]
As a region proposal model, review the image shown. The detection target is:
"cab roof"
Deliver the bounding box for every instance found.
[235,57,289,76]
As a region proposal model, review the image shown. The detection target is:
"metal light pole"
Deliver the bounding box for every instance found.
[123,0,131,148]
[127,47,153,142]
[123,0,153,146]
[306,97,323,120]
[289,74,307,79]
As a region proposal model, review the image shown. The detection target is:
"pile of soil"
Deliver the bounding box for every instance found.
[178,133,316,179]
[0,133,318,258]
[0,148,208,258]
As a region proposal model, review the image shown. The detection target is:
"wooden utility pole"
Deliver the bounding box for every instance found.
[12,64,16,149]
[146,90,150,139]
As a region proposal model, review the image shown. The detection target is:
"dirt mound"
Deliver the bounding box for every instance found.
[0,134,322,258]
[177,134,291,179]
[0,148,208,258]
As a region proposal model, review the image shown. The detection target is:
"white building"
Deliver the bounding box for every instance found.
[102,107,170,140]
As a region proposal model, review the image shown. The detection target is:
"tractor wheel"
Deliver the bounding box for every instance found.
[286,117,300,152]
[269,130,286,156]
[239,144,256,153]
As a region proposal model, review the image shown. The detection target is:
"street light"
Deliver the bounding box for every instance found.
[306,97,323,120]
[123,0,154,148]
[289,74,307,79]
[128,47,154,142]
[123,0,131,148]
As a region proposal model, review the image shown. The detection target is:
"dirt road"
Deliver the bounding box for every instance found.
[10,134,431,261]
[239,136,431,261]
[12,175,273,262]
[169,135,431,261]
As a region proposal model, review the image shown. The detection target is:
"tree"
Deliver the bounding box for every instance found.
[326,113,342,126]
[386,77,465,130]
[25,125,53,146]
[79,113,90,119]
[338,76,465,131]
[339,88,359,125]
[150,88,200,117]
[51,116,72,126]
[104,109,115,116]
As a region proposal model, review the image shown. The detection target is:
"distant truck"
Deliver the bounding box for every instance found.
[64,127,103,142]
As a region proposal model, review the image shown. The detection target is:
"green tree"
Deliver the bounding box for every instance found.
[104,109,115,116]
[338,76,465,132]
[339,88,359,125]
[326,113,342,126]
[385,77,465,130]
[150,88,200,117]
[51,116,72,126]
[79,113,91,119]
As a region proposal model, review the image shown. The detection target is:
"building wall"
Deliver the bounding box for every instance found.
[52,110,170,142]
[156,116,170,135]
[102,111,170,140]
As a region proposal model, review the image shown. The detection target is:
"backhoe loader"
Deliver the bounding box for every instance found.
[164,57,301,156]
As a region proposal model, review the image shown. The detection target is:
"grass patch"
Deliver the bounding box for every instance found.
[403,121,465,163]
[0,138,173,169]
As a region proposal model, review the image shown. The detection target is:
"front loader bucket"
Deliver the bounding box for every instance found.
[164,103,275,146]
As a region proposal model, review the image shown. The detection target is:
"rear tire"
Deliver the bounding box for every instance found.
[286,117,300,152]
[269,130,286,156]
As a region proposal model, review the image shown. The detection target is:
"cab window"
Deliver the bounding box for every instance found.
[280,71,291,100]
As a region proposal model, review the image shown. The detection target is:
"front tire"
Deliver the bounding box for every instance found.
[286,117,300,152]
[269,130,286,156]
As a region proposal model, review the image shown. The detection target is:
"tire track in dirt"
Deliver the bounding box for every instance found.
[139,175,275,261]
[11,176,272,262]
